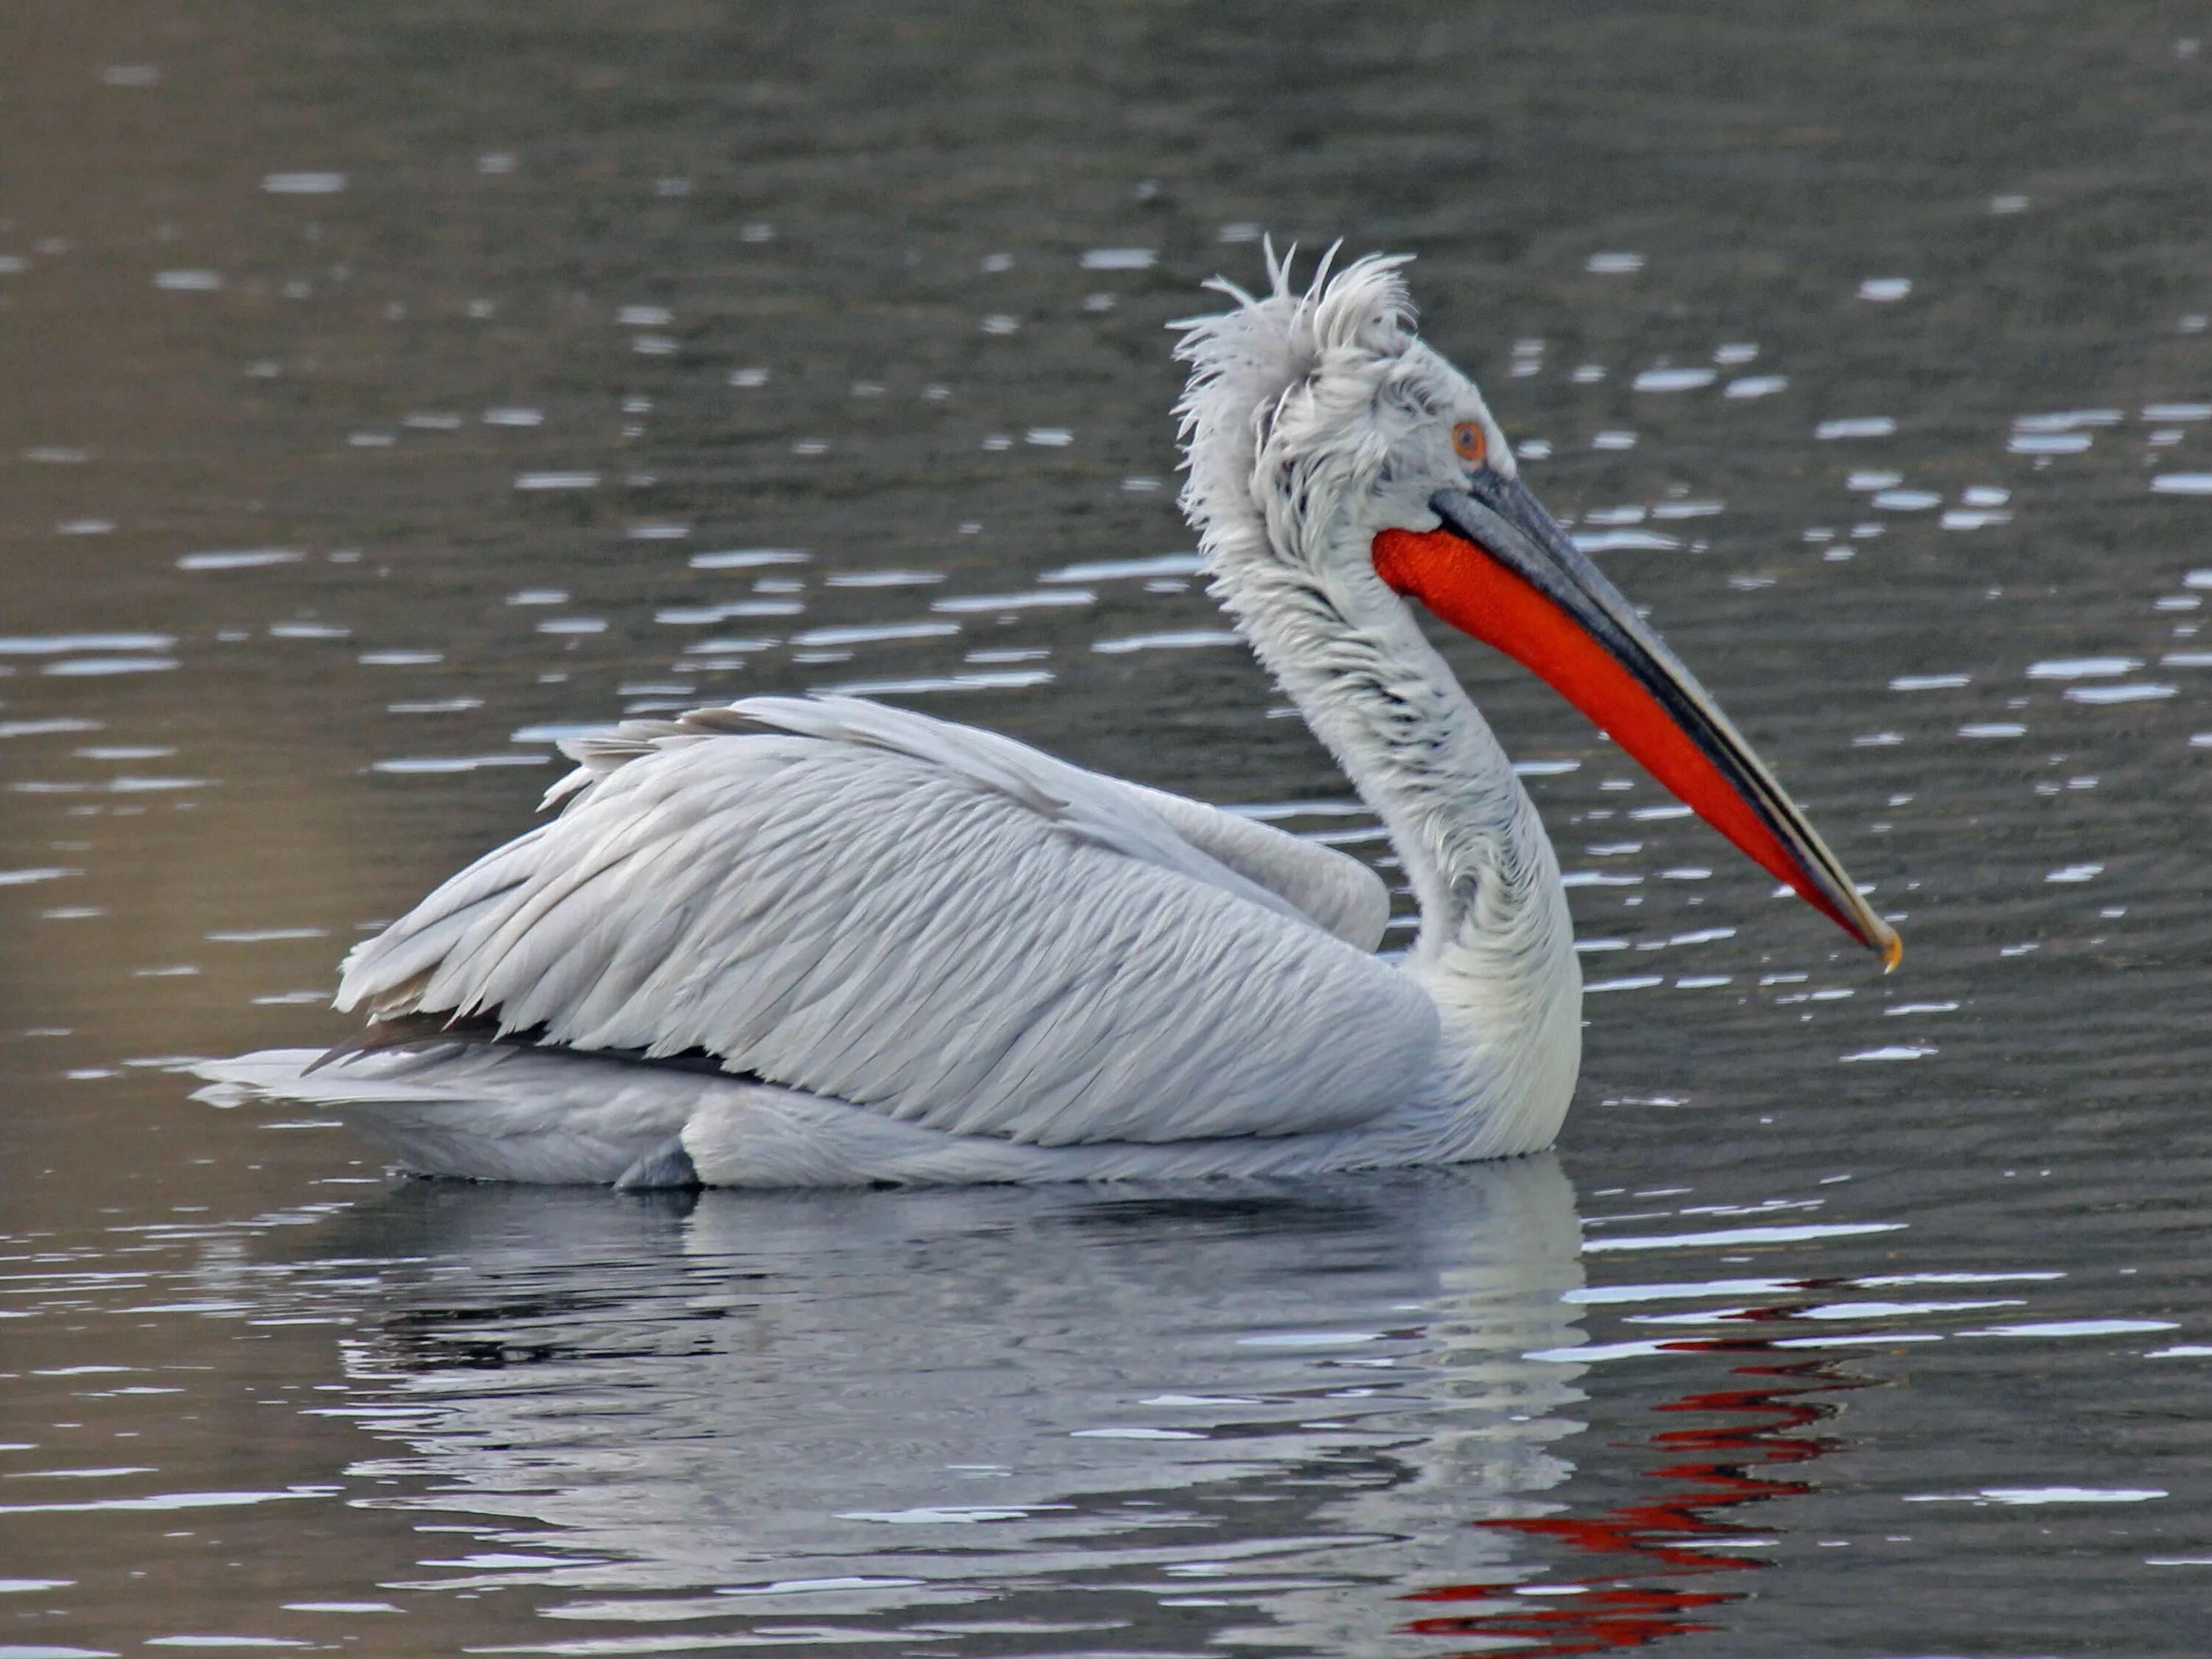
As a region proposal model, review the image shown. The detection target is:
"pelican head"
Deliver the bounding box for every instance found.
[1176,246,1899,967]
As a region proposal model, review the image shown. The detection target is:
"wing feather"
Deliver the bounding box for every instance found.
[338,698,1436,1146]
[725,697,1390,947]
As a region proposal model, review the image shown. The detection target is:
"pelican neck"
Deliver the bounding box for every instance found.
[1203,528,1558,959]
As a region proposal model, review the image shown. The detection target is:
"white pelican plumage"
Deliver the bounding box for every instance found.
[204,250,1897,1188]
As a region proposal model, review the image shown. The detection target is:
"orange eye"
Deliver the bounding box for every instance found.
[1452,421,1487,464]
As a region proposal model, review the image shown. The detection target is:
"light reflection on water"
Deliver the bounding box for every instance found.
[7,0,2212,1653]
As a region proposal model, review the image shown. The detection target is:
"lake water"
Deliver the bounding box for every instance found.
[4,4,2212,1654]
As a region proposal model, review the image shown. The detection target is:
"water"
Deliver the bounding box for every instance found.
[4,3,2212,1652]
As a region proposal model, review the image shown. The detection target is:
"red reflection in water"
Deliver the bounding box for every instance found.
[1402,1328,1881,1656]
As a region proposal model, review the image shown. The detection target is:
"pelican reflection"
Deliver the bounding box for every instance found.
[296,1161,1865,1654]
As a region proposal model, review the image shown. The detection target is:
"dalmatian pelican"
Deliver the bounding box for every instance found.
[202,248,1896,1187]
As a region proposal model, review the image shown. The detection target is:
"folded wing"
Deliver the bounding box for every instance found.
[336,697,1434,1147]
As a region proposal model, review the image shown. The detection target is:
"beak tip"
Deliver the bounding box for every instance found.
[1876,925,1904,973]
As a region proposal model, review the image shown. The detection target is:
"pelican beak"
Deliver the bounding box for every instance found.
[1372,473,1900,968]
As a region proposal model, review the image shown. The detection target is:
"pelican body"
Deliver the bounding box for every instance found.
[205,252,1895,1188]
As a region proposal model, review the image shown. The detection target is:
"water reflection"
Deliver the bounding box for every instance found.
[307,1161,1595,1652]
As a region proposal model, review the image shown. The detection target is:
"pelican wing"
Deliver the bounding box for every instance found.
[335,697,1433,1147]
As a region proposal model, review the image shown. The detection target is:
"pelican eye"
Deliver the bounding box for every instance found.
[1451,421,1487,465]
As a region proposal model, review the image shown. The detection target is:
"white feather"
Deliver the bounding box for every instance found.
[335,698,1436,1148]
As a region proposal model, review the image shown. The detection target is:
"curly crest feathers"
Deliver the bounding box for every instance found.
[1172,246,1416,554]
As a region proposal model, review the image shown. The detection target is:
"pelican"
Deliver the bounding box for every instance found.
[204,249,1896,1188]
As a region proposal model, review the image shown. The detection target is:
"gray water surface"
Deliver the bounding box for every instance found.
[5,4,2212,1654]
